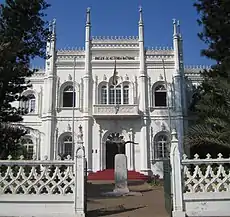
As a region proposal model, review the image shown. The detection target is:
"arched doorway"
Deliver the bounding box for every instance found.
[106,132,125,169]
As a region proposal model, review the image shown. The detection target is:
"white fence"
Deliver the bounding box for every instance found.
[170,129,230,217]
[0,127,86,217]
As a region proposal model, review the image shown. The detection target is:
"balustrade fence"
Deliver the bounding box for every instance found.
[169,129,230,217]
[0,147,86,217]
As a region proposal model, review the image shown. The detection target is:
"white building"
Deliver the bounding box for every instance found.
[19,8,202,176]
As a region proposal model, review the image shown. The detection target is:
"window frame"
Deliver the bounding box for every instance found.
[154,133,169,160]
[21,93,36,114]
[21,138,34,160]
[153,83,167,108]
[99,81,130,105]
[62,85,76,108]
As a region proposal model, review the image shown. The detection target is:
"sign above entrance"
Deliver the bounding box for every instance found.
[94,56,135,60]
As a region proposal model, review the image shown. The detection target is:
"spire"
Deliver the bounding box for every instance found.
[86,7,91,26]
[177,20,181,35]
[139,6,143,25]
[52,19,56,37]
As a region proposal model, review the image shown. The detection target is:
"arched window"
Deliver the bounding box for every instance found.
[59,135,73,158]
[155,134,169,159]
[21,138,34,159]
[154,84,167,107]
[123,85,129,104]
[109,85,115,104]
[63,85,75,107]
[101,85,107,104]
[99,81,130,105]
[115,85,121,104]
[108,85,122,104]
[23,94,36,113]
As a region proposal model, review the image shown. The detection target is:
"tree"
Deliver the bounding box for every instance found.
[0,0,50,159]
[185,0,230,156]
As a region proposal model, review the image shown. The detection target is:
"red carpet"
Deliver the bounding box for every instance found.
[88,169,149,181]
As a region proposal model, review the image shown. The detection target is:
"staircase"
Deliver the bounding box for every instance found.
[88,169,149,181]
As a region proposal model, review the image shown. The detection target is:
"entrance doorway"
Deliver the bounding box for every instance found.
[106,132,125,169]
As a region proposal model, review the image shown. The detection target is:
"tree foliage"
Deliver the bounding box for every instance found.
[0,0,50,158]
[185,0,230,154]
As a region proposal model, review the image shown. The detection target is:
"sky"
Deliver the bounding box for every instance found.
[3,0,214,67]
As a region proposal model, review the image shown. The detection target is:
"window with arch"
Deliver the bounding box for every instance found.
[123,85,129,104]
[22,94,36,113]
[154,84,167,107]
[101,85,107,104]
[63,85,75,107]
[59,135,73,158]
[21,138,34,159]
[100,82,129,105]
[155,134,169,159]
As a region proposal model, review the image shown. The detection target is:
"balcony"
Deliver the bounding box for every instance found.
[93,104,140,118]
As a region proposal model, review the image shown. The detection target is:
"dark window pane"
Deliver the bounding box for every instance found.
[155,92,167,107]
[63,92,75,107]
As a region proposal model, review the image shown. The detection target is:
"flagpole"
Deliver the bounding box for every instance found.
[72,56,77,158]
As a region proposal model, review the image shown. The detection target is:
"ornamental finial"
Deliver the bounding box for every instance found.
[139,6,143,25]
[86,7,91,25]
[173,18,178,36]
[52,18,56,36]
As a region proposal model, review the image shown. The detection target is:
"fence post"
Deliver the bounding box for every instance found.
[170,129,185,217]
[74,125,86,217]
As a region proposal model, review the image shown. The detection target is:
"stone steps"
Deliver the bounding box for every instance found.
[88,169,149,181]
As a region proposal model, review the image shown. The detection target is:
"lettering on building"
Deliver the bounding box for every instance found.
[94,56,135,60]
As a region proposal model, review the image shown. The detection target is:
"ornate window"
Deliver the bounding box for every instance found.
[22,94,36,113]
[101,85,107,104]
[115,85,121,104]
[21,138,34,159]
[59,135,73,158]
[100,82,129,105]
[123,85,129,104]
[155,134,169,159]
[63,85,75,107]
[154,84,167,107]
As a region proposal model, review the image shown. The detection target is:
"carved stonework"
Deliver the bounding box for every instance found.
[103,74,107,81]
[125,74,129,81]
[161,122,166,131]
[67,123,71,131]
[158,74,163,81]
[68,74,72,81]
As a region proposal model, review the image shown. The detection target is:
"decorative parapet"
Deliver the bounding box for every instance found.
[184,65,211,82]
[182,153,230,193]
[146,47,174,59]
[92,36,139,48]
[184,65,211,72]
[57,48,85,60]
[92,36,139,41]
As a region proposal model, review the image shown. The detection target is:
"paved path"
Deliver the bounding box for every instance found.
[87,181,169,217]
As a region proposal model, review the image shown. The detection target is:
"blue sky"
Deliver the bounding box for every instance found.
[4,0,213,66]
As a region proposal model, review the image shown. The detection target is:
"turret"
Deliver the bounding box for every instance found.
[83,8,93,172]
[172,19,186,153]
[138,7,150,175]
[46,19,56,75]
[41,19,57,160]
[138,6,148,114]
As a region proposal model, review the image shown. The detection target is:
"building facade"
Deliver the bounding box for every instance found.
[18,8,203,176]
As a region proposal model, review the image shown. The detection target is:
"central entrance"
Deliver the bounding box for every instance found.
[106,132,125,169]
